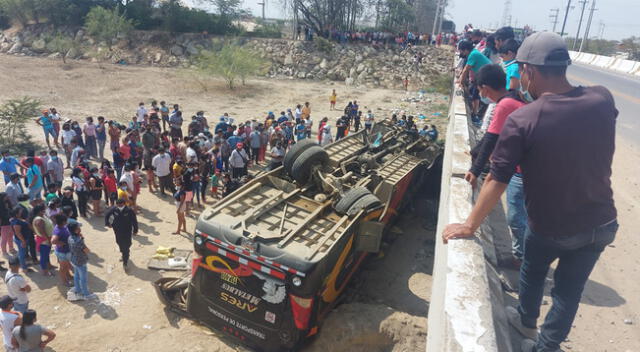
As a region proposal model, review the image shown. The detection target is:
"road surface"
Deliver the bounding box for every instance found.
[568,63,640,144]
[547,63,640,350]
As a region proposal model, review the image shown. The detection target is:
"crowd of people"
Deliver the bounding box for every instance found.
[446,26,619,352]
[0,85,445,349]
[297,25,459,49]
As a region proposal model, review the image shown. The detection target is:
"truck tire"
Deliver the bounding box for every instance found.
[347,194,382,216]
[334,187,371,215]
[291,146,329,185]
[284,139,318,176]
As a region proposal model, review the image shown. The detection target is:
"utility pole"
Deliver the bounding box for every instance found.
[501,0,512,27]
[598,21,605,39]
[579,0,597,52]
[573,0,588,50]
[258,1,265,20]
[560,0,572,37]
[431,0,442,36]
[549,8,560,33]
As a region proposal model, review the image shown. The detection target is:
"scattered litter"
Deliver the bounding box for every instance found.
[53,306,59,311]
[143,325,152,330]
[135,288,142,292]
[65,322,71,328]
[623,319,633,325]
[432,112,442,117]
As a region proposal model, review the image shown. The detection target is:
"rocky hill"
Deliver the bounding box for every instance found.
[0,25,452,90]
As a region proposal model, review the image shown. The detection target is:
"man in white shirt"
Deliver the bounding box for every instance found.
[136,102,147,123]
[0,295,21,352]
[5,258,30,313]
[5,174,24,207]
[229,142,249,179]
[152,147,174,196]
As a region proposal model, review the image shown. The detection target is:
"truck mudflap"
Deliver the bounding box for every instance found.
[153,277,193,319]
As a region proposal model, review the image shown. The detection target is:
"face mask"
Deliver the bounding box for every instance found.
[480,95,493,105]
[51,156,57,160]
[121,186,127,190]
[117,206,125,211]
[188,168,193,172]
[519,67,535,103]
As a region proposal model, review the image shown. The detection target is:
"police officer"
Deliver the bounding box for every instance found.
[104,198,138,269]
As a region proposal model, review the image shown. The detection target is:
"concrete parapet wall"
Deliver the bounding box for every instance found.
[569,50,640,74]
[426,85,503,351]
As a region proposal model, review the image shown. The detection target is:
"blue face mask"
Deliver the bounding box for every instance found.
[519,87,534,103]
[480,96,493,105]
[520,67,535,103]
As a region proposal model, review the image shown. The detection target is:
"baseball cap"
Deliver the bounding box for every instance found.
[0,296,13,309]
[516,32,571,66]
[9,173,20,180]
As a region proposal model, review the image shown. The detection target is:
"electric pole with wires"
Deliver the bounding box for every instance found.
[550,8,560,33]
[573,0,588,50]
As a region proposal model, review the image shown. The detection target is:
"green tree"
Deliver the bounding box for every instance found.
[84,6,133,49]
[47,34,76,63]
[0,0,31,26]
[194,44,265,89]
[0,97,40,149]
[621,36,640,61]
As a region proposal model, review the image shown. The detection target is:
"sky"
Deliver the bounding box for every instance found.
[184,0,639,41]
[444,0,638,40]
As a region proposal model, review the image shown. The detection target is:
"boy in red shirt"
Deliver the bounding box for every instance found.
[103,169,118,207]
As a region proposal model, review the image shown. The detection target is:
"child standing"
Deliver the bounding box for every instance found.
[330,90,337,110]
[210,170,221,200]
[103,169,118,207]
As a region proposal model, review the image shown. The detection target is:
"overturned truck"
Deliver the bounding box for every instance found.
[155,120,442,351]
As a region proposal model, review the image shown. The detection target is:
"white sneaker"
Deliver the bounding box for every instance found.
[521,338,536,352]
[506,306,538,340]
[85,293,98,300]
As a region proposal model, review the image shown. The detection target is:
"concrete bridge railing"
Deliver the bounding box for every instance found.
[569,50,640,75]
[426,83,513,351]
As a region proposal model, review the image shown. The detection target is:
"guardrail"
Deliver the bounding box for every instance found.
[426,85,508,351]
[569,50,640,76]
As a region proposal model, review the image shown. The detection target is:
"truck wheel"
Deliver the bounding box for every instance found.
[334,187,371,215]
[284,139,318,175]
[291,146,329,185]
[347,194,382,216]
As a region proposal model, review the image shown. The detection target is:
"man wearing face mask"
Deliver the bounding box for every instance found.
[465,64,527,264]
[105,198,138,269]
[444,32,618,352]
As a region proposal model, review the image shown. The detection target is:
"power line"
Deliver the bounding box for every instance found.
[573,0,588,50]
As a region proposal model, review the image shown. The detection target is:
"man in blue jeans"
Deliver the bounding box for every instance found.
[443,32,618,352]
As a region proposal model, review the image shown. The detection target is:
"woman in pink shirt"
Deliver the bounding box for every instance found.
[83,117,98,159]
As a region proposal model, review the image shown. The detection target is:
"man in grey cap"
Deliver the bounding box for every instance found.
[443,31,618,352]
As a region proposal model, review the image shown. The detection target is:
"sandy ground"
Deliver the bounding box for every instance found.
[551,138,640,351]
[0,54,444,352]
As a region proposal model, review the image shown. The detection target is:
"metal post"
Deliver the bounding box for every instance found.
[579,0,596,52]
[573,0,588,50]
[560,0,572,37]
